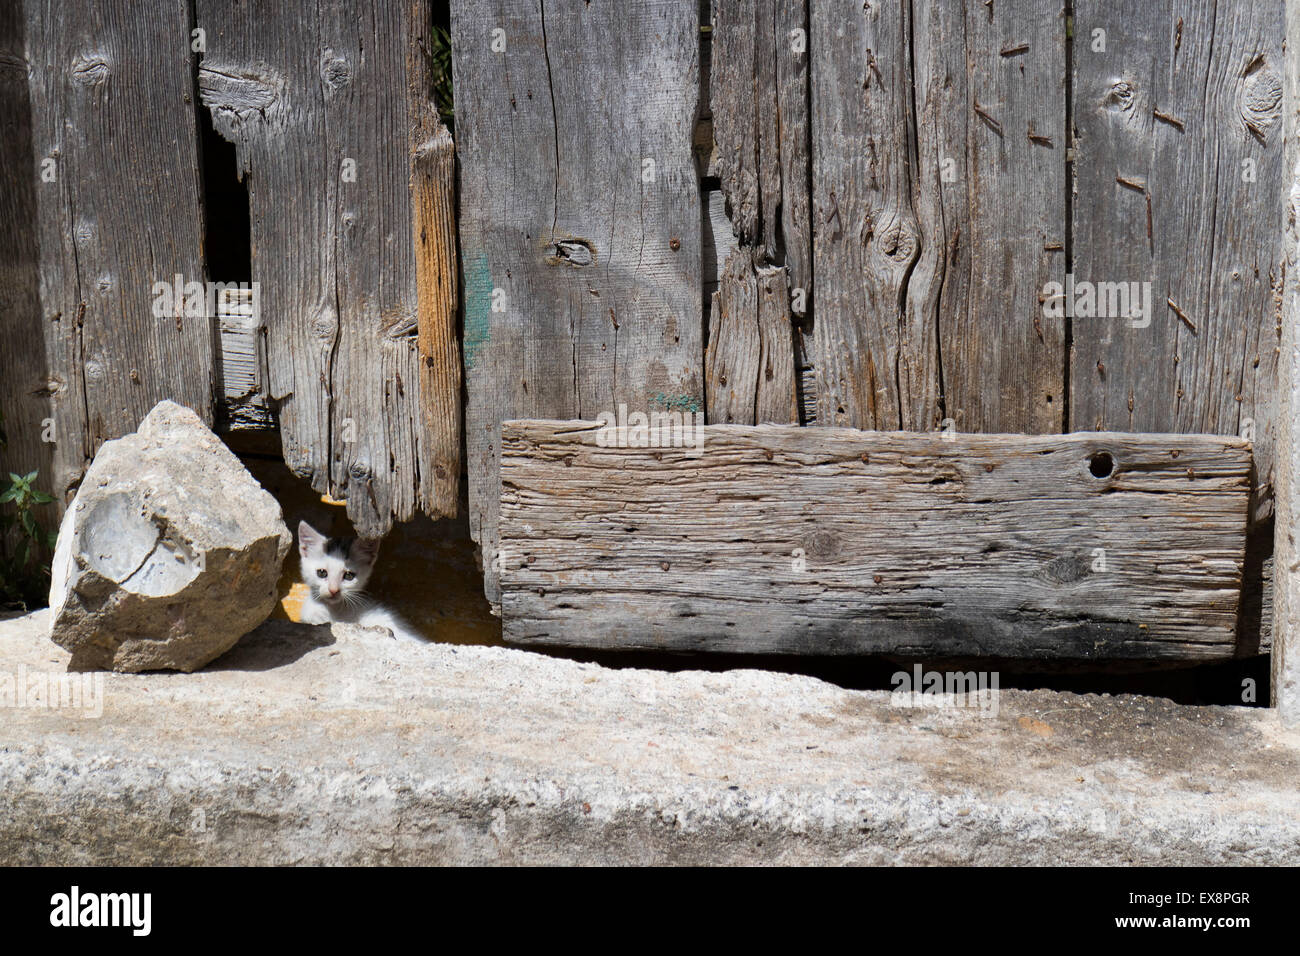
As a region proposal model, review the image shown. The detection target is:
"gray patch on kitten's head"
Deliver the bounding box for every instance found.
[298,520,381,605]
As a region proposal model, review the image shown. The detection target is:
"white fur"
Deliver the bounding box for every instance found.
[297,520,423,643]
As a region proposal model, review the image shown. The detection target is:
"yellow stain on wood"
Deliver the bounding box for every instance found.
[276,581,311,622]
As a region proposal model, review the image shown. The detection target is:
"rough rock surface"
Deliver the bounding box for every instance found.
[47,401,291,672]
[1,608,1297,865]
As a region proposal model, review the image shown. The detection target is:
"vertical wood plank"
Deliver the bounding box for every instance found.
[217,289,272,429]
[706,247,797,424]
[1071,0,1284,517]
[0,1,53,512]
[197,0,454,536]
[452,0,703,606]
[912,0,1067,434]
[1273,0,1300,722]
[810,0,937,432]
[409,38,462,517]
[23,0,211,502]
[708,0,807,424]
[710,0,810,292]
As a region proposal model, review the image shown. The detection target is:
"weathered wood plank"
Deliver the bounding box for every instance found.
[709,0,809,425]
[0,2,53,515]
[913,0,1066,434]
[197,0,455,536]
[216,288,272,429]
[452,0,703,606]
[22,0,211,503]
[409,114,461,516]
[705,248,797,424]
[1274,0,1300,721]
[809,0,937,431]
[702,190,737,307]
[710,0,810,292]
[500,420,1250,660]
[1071,0,1284,520]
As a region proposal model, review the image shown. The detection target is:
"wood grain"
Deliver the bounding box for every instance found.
[216,288,272,429]
[1071,0,1284,520]
[21,0,211,502]
[409,111,461,516]
[197,0,453,536]
[452,0,703,606]
[709,0,810,293]
[913,0,1066,434]
[0,1,54,515]
[708,0,810,424]
[500,419,1250,660]
[810,0,938,432]
[705,247,797,424]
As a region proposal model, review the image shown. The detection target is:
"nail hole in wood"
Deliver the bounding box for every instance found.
[1089,452,1115,478]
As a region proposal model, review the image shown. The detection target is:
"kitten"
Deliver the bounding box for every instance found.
[296,520,422,642]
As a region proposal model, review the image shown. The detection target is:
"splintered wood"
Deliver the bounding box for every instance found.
[195,0,460,535]
[500,421,1251,660]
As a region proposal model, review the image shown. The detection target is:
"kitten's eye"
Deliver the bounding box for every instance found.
[315,568,327,578]
[343,571,356,581]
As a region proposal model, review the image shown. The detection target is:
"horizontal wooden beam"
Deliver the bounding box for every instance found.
[499,420,1252,660]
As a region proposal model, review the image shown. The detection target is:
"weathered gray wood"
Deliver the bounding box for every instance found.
[452,0,703,607]
[1274,0,1300,722]
[809,1,937,431]
[913,0,1066,434]
[197,0,455,536]
[807,0,1063,436]
[709,0,810,294]
[21,0,211,503]
[1071,1,1284,521]
[709,0,809,427]
[702,190,737,309]
[216,288,272,429]
[500,420,1250,660]
[706,248,797,424]
[0,2,54,517]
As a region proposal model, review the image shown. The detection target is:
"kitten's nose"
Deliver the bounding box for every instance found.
[327,586,340,597]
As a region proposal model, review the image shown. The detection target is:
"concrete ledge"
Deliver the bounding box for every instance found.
[1,610,1298,865]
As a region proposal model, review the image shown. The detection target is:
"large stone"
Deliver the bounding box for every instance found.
[48,400,291,671]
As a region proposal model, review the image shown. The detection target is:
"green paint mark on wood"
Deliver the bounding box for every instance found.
[651,392,701,414]
[463,252,492,370]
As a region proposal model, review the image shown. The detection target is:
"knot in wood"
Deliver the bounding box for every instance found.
[1241,67,1282,141]
[311,311,339,342]
[548,238,596,267]
[320,49,353,92]
[1038,553,1093,585]
[800,529,841,559]
[1103,80,1135,114]
[72,52,111,85]
[879,220,918,263]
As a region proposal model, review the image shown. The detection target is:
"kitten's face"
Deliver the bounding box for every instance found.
[297,520,380,608]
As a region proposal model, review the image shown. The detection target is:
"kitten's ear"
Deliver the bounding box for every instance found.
[298,520,324,557]
[352,538,381,567]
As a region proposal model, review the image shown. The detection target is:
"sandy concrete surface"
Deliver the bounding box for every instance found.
[1,609,1297,864]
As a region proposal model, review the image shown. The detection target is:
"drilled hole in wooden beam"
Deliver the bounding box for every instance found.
[1089,452,1115,478]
